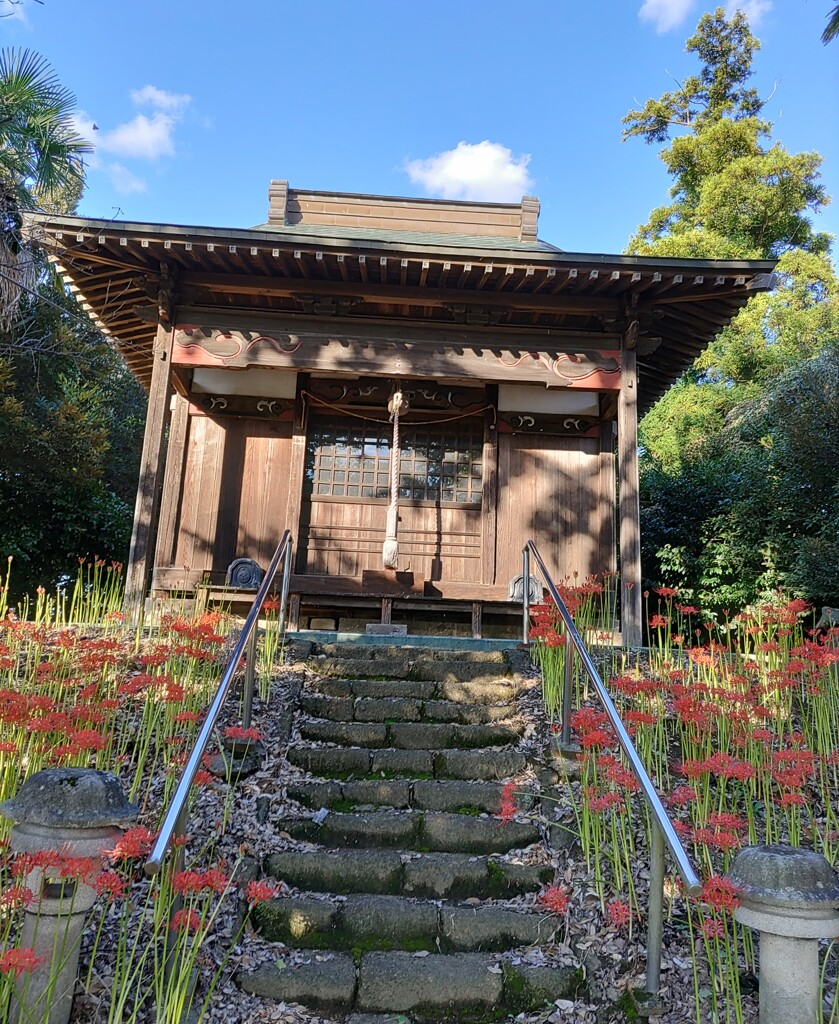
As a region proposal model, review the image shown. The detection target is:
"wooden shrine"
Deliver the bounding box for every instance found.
[29,184,775,642]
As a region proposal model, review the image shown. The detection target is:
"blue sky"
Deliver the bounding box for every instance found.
[3,0,837,256]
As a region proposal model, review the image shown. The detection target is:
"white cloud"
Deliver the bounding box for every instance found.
[98,112,178,160]
[73,86,192,165]
[725,0,772,26]
[130,85,191,112]
[638,0,695,33]
[105,162,147,195]
[404,141,534,203]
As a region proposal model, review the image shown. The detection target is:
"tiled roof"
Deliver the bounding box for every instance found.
[250,221,563,253]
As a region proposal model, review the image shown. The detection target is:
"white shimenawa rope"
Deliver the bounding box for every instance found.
[382,390,405,568]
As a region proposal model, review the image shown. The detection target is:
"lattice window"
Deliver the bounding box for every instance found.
[305,416,483,504]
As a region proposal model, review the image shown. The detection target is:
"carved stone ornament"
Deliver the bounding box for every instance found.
[508,573,544,604]
[225,558,265,589]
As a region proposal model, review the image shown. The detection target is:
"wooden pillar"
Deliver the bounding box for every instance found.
[124,321,175,623]
[618,346,642,647]
[471,602,482,639]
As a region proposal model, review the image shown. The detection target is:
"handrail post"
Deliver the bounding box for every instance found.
[163,804,189,989]
[243,627,258,730]
[561,631,573,747]
[645,821,665,996]
[522,546,531,645]
[278,542,293,635]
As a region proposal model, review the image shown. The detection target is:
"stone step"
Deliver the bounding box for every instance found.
[263,848,550,899]
[286,744,527,780]
[238,951,581,1017]
[307,676,520,705]
[356,952,502,1016]
[237,952,357,1012]
[299,719,521,750]
[276,810,540,854]
[317,658,514,686]
[301,693,517,725]
[417,699,517,725]
[319,644,508,664]
[255,893,558,952]
[287,778,532,815]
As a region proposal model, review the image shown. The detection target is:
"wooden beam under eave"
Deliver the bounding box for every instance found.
[177,271,623,316]
[618,346,642,647]
[124,321,176,624]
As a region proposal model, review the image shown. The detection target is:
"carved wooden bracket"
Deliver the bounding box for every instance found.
[158,261,178,324]
[497,411,598,436]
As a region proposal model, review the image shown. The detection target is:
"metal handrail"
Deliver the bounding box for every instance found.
[522,540,701,999]
[145,529,293,876]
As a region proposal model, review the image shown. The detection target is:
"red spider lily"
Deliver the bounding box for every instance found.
[263,595,281,613]
[570,708,612,733]
[703,752,757,783]
[607,899,631,928]
[0,947,42,977]
[0,886,33,909]
[137,651,168,668]
[12,850,64,878]
[587,790,625,815]
[173,867,229,896]
[246,879,280,906]
[654,587,679,598]
[693,827,742,852]
[648,614,669,628]
[498,781,518,824]
[169,909,202,934]
[604,763,640,793]
[58,857,102,883]
[67,729,107,752]
[708,812,747,831]
[107,826,157,862]
[95,871,128,900]
[667,785,698,807]
[700,917,726,939]
[700,876,741,912]
[538,885,570,915]
[777,792,806,807]
[223,726,263,743]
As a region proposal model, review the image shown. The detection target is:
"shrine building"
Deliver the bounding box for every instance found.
[29,184,775,643]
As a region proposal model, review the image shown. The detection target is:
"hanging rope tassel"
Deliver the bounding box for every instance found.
[383,390,405,568]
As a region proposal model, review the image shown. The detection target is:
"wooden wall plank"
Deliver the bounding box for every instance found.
[299,499,482,582]
[154,394,189,572]
[285,374,309,572]
[495,434,612,589]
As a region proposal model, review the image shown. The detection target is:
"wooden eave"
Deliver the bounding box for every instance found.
[26,214,776,413]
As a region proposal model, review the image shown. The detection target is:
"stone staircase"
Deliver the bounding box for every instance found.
[237,643,581,1021]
